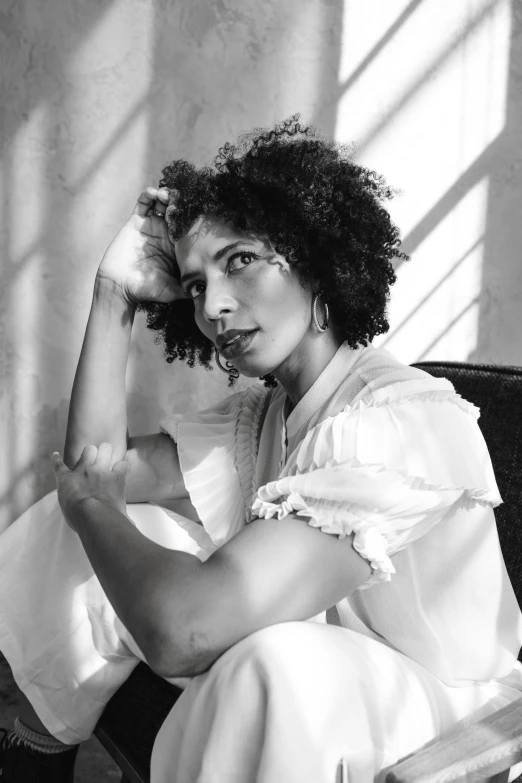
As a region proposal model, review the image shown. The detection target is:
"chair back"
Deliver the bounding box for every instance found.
[413,362,522,654]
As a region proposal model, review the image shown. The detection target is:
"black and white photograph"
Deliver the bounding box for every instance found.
[1,1,521,781]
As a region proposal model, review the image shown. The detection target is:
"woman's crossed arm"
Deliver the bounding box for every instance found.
[51,444,371,679]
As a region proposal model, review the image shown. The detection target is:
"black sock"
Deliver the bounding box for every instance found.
[9,718,77,755]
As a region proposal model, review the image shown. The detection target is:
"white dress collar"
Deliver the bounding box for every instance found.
[285,342,367,440]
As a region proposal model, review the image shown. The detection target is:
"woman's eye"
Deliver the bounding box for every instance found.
[185,282,205,299]
[228,252,257,272]
[183,253,257,297]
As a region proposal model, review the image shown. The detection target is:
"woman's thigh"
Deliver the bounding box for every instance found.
[151,621,518,783]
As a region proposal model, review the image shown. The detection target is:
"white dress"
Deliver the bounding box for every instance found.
[0,343,521,783]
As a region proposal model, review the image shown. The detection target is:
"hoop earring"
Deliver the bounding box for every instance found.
[215,348,240,379]
[312,293,329,333]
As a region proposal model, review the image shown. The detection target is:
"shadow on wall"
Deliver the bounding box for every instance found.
[1,2,121,527]
[394,0,521,364]
[356,0,520,365]
[473,0,522,364]
[0,0,344,527]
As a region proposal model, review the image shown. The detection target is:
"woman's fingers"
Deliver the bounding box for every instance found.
[132,186,170,219]
[152,186,170,213]
[95,441,114,470]
[165,189,179,227]
[70,443,124,472]
[50,452,68,476]
[150,187,169,218]
[132,187,159,218]
[76,444,98,468]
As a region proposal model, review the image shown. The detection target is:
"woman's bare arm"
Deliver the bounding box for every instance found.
[63,281,187,504]
[56,489,371,677]
[64,277,134,468]
[124,432,191,506]
[63,187,188,504]
[52,444,372,678]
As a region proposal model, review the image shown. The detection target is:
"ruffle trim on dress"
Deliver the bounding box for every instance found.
[251,490,396,589]
[291,382,481,473]
[350,378,480,420]
[250,450,503,588]
[159,412,185,443]
[291,455,502,509]
[285,387,500,507]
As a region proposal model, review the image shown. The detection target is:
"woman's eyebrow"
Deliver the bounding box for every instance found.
[214,240,255,261]
[180,270,200,286]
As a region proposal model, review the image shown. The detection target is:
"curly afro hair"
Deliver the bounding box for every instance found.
[138,114,409,386]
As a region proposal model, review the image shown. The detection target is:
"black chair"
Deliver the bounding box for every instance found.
[95,361,522,783]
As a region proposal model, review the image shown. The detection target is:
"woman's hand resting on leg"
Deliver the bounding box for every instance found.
[51,443,130,531]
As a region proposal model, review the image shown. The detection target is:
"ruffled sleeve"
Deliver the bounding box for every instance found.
[160,385,268,546]
[251,379,502,589]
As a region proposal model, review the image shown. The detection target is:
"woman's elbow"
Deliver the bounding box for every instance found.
[147,626,216,679]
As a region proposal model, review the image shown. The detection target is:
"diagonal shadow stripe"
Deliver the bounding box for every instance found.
[354,0,501,158]
[325,0,426,111]
[399,132,503,263]
[381,235,484,347]
[416,295,480,360]
[70,92,152,192]
[3,93,152,277]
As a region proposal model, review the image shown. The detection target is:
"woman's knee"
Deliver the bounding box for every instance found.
[214,621,330,685]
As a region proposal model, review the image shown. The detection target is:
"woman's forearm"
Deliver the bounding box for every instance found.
[75,498,206,676]
[64,277,135,468]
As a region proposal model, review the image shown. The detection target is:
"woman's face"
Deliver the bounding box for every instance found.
[174,214,317,380]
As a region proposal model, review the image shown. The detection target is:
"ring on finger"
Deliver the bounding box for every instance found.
[150,208,165,218]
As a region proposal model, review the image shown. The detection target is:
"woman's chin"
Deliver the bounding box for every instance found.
[232,358,275,380]
[235,365,269,379]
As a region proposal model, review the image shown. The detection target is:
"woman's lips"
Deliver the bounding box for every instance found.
[220,330,258,360]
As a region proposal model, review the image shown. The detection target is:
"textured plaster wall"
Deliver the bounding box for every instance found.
[0,0,521,530]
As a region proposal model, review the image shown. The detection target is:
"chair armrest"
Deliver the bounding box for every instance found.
[95,723,147,783]
[385,698,522,783]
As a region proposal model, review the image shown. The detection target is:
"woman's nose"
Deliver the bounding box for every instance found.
[202,282,237,322]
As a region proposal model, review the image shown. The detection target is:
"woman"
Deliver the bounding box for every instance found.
[0,115,521,783]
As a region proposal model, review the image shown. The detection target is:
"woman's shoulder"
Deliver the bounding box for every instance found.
[351,344,437,390]
[287,343,482,476]
[331,344,459,413]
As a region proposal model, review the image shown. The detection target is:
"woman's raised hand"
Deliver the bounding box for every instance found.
[96,187,185,305]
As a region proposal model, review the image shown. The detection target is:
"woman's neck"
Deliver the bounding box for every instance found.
[273,331,343,407]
